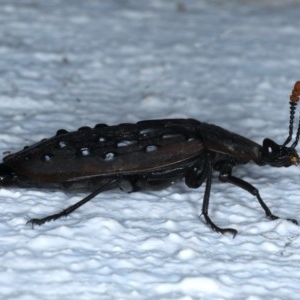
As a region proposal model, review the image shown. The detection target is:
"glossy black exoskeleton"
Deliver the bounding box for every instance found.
[1,82,300,236]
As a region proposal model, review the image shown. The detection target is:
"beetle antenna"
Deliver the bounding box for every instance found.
[283,81,300,147]
[291,117,300,149]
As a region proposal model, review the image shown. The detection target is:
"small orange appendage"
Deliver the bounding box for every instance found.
[290,154,299,165]
[290,81,300,103]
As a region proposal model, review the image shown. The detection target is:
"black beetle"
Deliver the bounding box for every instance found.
[1,82,300,236]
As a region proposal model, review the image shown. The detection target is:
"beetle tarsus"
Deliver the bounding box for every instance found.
[266,214,279,221]
[27,216,59,227]
[202,214,238,237]
[267,214,298,225]
[27,205,85,226]
[287,218,298,225]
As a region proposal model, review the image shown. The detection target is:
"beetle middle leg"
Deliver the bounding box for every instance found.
[218,161,298,225]
[27,178,118,227]
[200,157,238,237]
[187,156,238,236]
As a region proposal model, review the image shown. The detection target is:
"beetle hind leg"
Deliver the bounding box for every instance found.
[27,178,118,227]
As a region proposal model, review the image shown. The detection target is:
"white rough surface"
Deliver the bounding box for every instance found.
[0,1,300,299]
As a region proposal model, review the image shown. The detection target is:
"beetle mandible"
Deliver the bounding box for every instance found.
[1,82,300,236]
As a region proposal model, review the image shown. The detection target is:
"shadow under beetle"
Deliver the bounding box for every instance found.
[1,82,300,236]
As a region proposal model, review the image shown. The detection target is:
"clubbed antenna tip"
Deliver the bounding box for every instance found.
[290,81,300,103]
[284,81,300,148]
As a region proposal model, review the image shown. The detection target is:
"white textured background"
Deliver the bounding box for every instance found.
[0,1,300,299]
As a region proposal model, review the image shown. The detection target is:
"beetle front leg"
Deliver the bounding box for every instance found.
[201,158,238,237]
[218,162,298,225]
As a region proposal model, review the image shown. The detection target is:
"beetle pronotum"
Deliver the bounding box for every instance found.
[1,82,300,236]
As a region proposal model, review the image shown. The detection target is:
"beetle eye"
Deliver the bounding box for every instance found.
[262,138,281,160]
[263,138,275,150]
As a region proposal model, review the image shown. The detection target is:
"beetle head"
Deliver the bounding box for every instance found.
[262,81,300,167]
[262,138,299,167]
